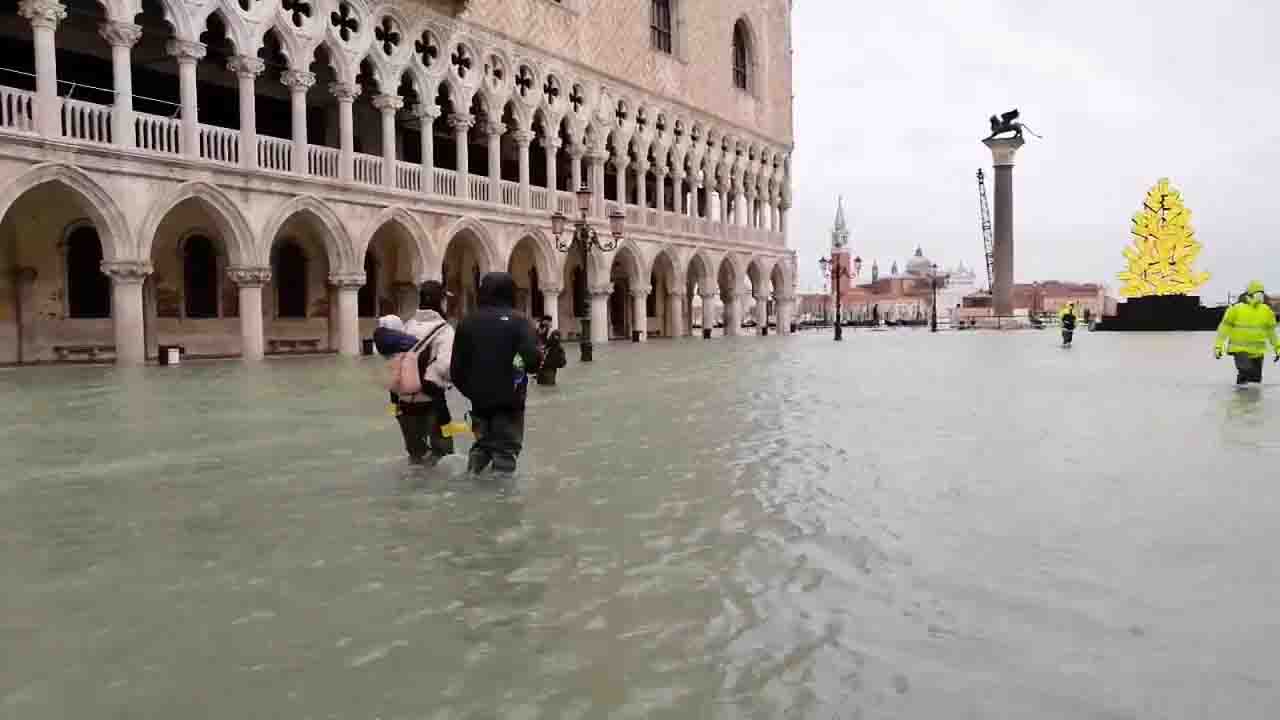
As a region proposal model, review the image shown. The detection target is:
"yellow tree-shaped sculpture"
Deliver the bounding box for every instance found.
[1117,178,1210,297]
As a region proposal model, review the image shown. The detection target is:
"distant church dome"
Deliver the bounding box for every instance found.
[906,246,933,276]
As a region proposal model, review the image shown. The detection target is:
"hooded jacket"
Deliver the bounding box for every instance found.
[403,308,455,392]
[450,272,541,413]
[1216,281,1279,359]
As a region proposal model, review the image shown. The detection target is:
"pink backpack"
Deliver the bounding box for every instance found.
[388,324,445,396]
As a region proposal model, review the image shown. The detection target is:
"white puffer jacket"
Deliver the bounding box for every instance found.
[402,309,455,396]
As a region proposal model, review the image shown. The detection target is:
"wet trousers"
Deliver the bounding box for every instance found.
[469,409,526,474]
[397,401,454,463]
[1234,353,1264,384]
[1062,329,1074,346]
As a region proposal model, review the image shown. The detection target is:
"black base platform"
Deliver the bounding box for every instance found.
[1095,295,1225,331]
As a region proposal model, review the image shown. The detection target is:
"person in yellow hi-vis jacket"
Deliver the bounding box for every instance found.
[1215,281,1280,385]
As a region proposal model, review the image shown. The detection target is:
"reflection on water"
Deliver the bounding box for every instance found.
[1,331,1278,718]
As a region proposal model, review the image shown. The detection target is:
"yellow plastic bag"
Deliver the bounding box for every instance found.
[441,421,471,438]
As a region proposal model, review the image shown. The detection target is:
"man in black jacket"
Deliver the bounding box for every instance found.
[450,272,541,476]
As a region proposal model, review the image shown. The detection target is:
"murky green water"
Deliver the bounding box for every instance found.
[2,330,1277,719]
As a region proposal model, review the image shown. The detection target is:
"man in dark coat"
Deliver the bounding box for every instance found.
[450,272,541,476]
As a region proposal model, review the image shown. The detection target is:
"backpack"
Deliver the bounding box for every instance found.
[388,323,447,397]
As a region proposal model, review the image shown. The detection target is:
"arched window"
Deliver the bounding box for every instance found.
[66,226,110,318]
[358,253,378,317]
[732,21,750,91]
[651,0,673,53]
[275,240,308,318]
[183,235,219,318]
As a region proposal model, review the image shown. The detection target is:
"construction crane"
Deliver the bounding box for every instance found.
[976,169,995,291]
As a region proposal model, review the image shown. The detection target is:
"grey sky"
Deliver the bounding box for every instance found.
[789,0,1279,301]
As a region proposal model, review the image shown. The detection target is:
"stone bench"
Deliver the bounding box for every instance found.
[266,338,324,354]
[52,344,116,362]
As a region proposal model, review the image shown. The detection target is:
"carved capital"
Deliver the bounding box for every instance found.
[541,286,563,296]
[698,290,719,301]
[328,81,361,102]
[329,272,366,289]
[629,286,651,299]
[372,94,404,112]
[568,143,586,159]
[667,290,686,299]
[100,261,151,284]
[226,55,265,78]
[589,286,614,298]
[513,129,536,147]
[166,39,206,62]
[541,136,562,151]
[99,21,142,48]
[280,69,316,91]
[484,121,506,138]
[227,266,271,288]
[19,0,66,29]
[412,103,442,120]
[449,112,474,132]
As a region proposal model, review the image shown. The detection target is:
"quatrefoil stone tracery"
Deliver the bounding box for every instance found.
[282,0,311,28]
[329,3,358,43]
[415,32,439,67]
[374,17,400,56]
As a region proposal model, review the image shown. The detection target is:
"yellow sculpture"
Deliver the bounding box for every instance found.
[1117,178,1210,297]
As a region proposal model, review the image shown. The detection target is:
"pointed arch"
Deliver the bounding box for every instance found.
[355,206,435,282]
[651,244,684,289]
[439,215,499,273]
[0,163,130,261]
[137,181,254,266]
[602,237,646,286]
[506,226,560,282]
[258,195,353,271]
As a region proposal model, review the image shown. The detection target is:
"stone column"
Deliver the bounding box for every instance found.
[587,151,606,216]
[630,286,649,341]
[542,288,561,330]
[589,287,610,344]
[281,70,315,174]
[778,295,795,334]
[330,81,360,181]
[635,161,649,209]
[20,0,65,137]
[668,289,686,337]
[699,289,718,339]
[613,154,629,207]
[486,121,505,201]
[13,267,37,364]
[100,21,141,148]
[166,40,205,156]
[330,273,363,356]
[450,112,473,190]
[228,266,269,360]
[983,135,1024,317]
[101,261,149,366]
[673,171,687,215]
[412,103,439,188]
[543,137,560,196]
[514,129,534,208]
[372,93,402,187]
[655,167,668,213]
[227,55,263,170]
[722,292,742,336]
[569,144,584,195]
[754,292,769,333]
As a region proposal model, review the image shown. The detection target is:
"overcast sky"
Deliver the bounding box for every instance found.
[788,0,1280,301]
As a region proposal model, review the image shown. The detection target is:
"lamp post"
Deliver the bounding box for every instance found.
[930,262,939,333]
[818,254,860,341]
[551,183,625,363]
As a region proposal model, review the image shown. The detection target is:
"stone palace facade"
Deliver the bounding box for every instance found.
[0,0,795,364]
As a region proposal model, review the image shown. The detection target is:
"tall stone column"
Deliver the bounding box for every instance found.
[655,167,668,213]
[542,288,561,329]
[330,273,363,357]
[13,267,37,363]
[515,129,534,208]
[722,292,741,336]
[373,93,402,187]
[486,121,505,200]
[330,81,360,181]
[982,135,1025,317]
[630,286,649,341]
[227,55,263,170]
[101,261,149,366]
[543,137,560,195]
[668,290,686,337]
[413,103,439,188]
[228,266,269,360]
[100,21,141,147]
[20,0,65,137]
[281,70,315,174]
[778,295,795,334]
[569,145,584,195]
[699,289,718,339]
[589,287,610,344]
[588,151,606,216]
[450,112,473,191]
[635,161,649,209]
[613,154,629,207]
[673,171,687,215]
[754,292,769,333]
[166,40,205,156]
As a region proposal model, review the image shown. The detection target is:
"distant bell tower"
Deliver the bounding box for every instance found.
[830,196,854,288]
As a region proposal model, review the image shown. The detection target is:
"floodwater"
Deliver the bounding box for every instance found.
[1,329,1277,719]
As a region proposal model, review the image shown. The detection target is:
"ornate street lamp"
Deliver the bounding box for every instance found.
[551,183,625,362]
[930,262,939,333]
[818,254,859,341]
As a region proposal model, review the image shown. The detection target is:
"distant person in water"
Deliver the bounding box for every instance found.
[375,281,455,465]
[1215,280,1280,385]
[450,273,540,478]
[535,329,567,386]
[1059,302,1077,347]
